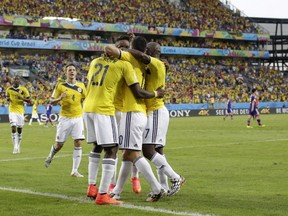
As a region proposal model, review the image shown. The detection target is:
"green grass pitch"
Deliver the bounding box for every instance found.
[0,114,287,216]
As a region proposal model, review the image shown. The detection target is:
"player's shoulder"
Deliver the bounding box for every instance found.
[150,57,164,66]
[76,81,86,88]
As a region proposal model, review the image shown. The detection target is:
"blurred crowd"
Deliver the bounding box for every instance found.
[1,0,259,33]
[0,0,285,108]
[165,57,287,105]
[1,53,287,107]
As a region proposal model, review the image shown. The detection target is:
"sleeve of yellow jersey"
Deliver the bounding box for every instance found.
[120,51,132,62]
[122,61,139,86]
[23,87,30,98]
[5,88,10,97]
[51,82,61,99]
[81,83,87,100]
[148,57,163,72]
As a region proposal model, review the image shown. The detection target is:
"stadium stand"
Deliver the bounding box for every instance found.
[0,0,287,106]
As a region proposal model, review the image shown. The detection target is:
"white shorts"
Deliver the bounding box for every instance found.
[83,112,118,146]
[9,112,24,128]
[56,116,85,143]
[115,111,122,127]
[143,107,169,147]
[118,112,147,151]
[31,113,39,119]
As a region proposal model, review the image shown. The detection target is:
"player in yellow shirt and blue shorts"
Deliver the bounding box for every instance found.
[44,64,86,178]
[6,75,31,154]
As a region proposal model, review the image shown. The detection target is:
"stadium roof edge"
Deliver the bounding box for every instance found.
[249,17,288,24]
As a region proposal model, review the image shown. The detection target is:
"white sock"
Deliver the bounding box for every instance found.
[131,164,139,178]
[112,160,132,195]
[134,156,162,194]
[17,133,22,149]
[72,147,82,173]
[110,154,118,185]
[29,119,32,124]
[37,119,42,124]
[98,158,115,194]
[48,144,58,159]
[88,152,101,185]
[151,152,180,180]
[11,132,17,149]
[157,154,169,191]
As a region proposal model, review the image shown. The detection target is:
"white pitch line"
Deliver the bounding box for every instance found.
[0,186,215,216]
[0,154,89,163]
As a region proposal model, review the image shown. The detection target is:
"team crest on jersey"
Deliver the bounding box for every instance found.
[77,88,82,93]
[19,90,23,94]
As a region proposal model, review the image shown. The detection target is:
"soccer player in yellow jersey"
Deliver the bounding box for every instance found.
[108,35,142,195]
[105,36,166,202]
[44,64,87,178]
[6,75,31,154]
[28,102,42,125]
[84,49,164,205]
[125,42,186,196]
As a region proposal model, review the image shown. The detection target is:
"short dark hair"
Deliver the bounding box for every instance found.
[131,36,147,52]
[65,63,76,71]
[115,35,130,42]
[252,88,257,93]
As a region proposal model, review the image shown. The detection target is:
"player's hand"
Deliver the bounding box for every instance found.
[155,86,165,98]
[161,58,170,71]
[17,95,23,100]
[60,92,67,99]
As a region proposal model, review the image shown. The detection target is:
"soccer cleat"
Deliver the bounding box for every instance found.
[44,156,53,168]
[95,193,123,205]
[167,176,186,196]
[246,125,253,129]
[146,188,166,202]
[259,124,266,128]
[13,148,18,154]
[131,177,142,193]
[71,172,84,178]
[108,183,115,193]
[109,192,121,200]
[87,184,98,199]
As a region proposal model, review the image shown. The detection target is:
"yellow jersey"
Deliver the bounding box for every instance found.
[145,57,166,111]
[32,103,38,114]
[52,81,86,118]
[84,57,138,115]
[120,51,146,113]
[6,86,30,114]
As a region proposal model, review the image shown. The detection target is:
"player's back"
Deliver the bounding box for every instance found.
[144,57,166,111]
[84,57,136,115]
[120,51,146,113]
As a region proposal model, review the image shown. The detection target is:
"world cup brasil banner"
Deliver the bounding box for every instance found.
[0,15,270,42]
[0,39,269,58]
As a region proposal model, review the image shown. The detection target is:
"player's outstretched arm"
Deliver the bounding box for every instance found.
[129,83,165,99]
[126,48,151,65]
[104,45,121,59]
